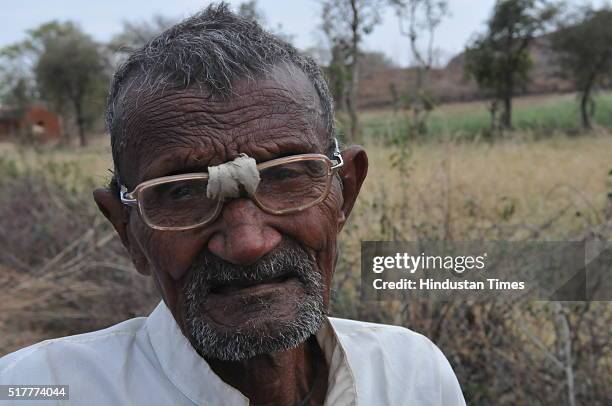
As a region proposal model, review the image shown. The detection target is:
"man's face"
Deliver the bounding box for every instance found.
[95,64,367,361]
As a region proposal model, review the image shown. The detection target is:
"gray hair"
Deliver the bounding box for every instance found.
[106,2,335,187]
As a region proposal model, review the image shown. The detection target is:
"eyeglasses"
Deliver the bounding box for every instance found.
[119,139,344,231]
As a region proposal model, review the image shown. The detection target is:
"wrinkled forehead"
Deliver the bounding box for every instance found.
[116,64,328,188]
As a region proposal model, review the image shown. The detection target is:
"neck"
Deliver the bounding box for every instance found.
[206,335,328,406]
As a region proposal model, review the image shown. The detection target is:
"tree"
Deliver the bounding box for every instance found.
[236,1,295,43]
[464,36,527,135]
[325,41,351,112]
[464,0,557,133]
[320,0,381,142]
[31,22,109,146]
[360,51,396,73]
[237,0,267,24]
[109,15,176,54]
[551,7,612,130]
[1,22,109,145]
[390,0,448,135]
[0,45,36,112]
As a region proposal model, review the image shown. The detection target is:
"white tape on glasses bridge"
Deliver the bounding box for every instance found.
[206,153,261,200]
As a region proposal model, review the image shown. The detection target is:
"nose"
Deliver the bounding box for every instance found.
[207,198,281,265]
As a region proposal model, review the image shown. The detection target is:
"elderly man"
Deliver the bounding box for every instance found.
[0,4,464,405]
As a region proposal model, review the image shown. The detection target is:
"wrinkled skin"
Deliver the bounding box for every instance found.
[94,64,368,405]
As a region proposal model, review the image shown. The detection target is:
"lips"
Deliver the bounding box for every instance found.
[209,272,295,295]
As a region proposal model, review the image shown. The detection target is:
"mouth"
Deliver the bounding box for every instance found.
[209,272,296,295]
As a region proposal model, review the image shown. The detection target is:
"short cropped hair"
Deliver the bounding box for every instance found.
[106,2,335,186]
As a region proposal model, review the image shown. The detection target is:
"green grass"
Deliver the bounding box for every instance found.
[353,91,612,142]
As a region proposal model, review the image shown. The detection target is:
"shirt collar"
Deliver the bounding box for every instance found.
[316,314,358,405]
[145,300,357,406]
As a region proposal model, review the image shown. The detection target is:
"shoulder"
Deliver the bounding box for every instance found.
[0,316,149,384]
[329,317,438,354]
[329,317,466,405]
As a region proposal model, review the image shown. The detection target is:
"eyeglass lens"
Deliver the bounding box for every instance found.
[138,157,330,228]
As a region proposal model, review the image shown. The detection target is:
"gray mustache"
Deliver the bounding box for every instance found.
[184,240,318,288]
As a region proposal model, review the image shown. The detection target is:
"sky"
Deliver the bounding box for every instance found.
[1,0,605,67]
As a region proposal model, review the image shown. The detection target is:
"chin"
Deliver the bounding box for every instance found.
[184,284,325,361]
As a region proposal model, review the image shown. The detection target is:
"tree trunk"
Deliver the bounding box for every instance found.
[580,83,594,130]
[330,45,346,112]
[488,99,499,137]
[77,119,87,147]
[500,96,511,130]
[346,76,358,143]
[74,101,87,147]
[411,66,425,135]
[501,51,514,131]
[346,0,360,143]
[501,85,513,131]
[554,303,576,406]
[59,113,71,145]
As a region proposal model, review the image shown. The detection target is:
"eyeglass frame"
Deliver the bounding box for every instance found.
[118,138,345,231]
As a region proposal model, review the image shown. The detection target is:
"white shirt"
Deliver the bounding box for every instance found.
[1,301,465,405]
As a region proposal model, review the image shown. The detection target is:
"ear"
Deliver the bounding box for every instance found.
[93,187,151,276]
[93,187,130,248]
[337,145,368,231]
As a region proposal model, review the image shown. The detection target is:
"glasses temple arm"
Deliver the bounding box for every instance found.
[120,185,138,206]
[331,137,344,170]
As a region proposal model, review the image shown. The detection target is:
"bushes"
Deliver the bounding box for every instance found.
[330,142,612,404]
[1,137,611,404]
[0,156,158,354]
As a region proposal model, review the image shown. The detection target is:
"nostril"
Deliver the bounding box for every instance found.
[207,224,282,266]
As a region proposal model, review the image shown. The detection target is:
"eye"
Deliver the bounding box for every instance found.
[168,184,195,200]
[269,167,303,181]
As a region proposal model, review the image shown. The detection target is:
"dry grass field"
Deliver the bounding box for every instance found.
[1,96,611,404]
[351,133,611,240]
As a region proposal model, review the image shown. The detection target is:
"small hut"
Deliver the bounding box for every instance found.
[0,105,61,142]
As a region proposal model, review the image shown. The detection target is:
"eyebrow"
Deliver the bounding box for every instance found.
[138,152,204,184]
[138,142,320,184]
